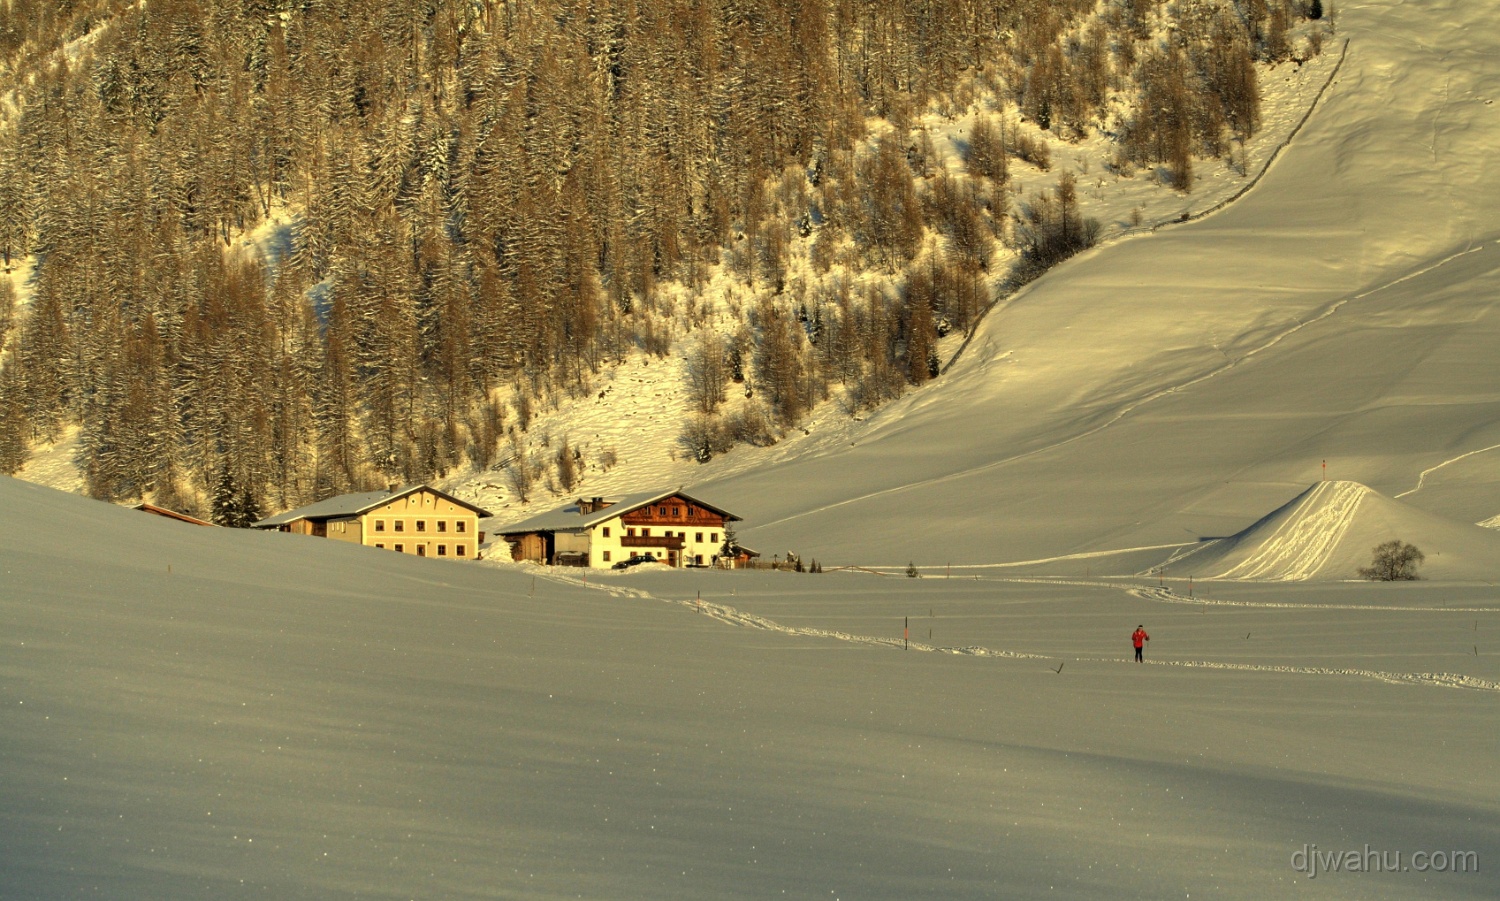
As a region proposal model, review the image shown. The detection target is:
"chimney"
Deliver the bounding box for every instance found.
[388,482,399,494]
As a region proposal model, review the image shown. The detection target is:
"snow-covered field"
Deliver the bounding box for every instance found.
[5,476,1499,899]
[7,0,1500,898]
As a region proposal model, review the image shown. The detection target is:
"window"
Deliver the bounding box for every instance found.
[395,521,405,532]
[437,545,447,556]
[603,551,612,562]
[456,521,466,533]
[375,543,385,549]
[417,545,426,557]
[659,507,667,515]
[711,533,718,543]
[438,521,447,533]
[627,528,635,537]
[456,545,467,557]
[672,506,680,516]
[395,544,404,553]
[602,527,611,538]
[642,528,650,537]
[375,520,385,532]
[416,520,426,532]
[696,532,703,543]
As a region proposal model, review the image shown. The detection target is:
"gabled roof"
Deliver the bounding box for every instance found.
[131,503,216,527]
[497,488,740,535]
[252,484,493,528]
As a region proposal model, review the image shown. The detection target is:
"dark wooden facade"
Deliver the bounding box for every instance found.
[619,496,727,530]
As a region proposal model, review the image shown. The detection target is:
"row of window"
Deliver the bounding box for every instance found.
[373,542,468,557]
[600,551,710,564]
[601,526,718,542]
[373,519,467,534]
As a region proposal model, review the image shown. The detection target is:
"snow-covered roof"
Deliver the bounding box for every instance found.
[131,503,216,527]
[253,484,492,528]
[497,488,741,535]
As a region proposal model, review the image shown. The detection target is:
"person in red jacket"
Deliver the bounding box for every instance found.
[1132,625,1150,662]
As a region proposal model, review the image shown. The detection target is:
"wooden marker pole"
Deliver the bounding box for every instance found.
[904,617,909,651]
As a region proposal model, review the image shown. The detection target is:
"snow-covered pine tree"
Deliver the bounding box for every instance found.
[211,463,240,528]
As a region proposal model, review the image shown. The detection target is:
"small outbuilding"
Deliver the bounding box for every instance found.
[498,489,741,569]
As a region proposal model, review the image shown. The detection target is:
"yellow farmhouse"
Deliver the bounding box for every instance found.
[253,484,492,560]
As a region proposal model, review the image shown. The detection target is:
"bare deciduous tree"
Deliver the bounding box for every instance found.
[686,334,730,415]
[1357,540,1425,581]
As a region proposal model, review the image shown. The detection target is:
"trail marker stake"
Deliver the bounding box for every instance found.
[904,617,909,651]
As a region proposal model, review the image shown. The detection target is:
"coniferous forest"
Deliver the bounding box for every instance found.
[0,0,1323,519]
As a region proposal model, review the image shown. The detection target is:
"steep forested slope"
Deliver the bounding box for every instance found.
[0,0,1320,518]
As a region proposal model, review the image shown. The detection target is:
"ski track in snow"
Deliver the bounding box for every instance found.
[1396,441,1500,499]
[1214,481,1365,581]
[1124,583,1500,613]
[538,572,1500,692]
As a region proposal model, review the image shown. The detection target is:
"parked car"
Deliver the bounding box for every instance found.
[611,555,660,570]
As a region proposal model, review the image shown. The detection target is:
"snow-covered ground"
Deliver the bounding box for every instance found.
[7,1,1500,898]
[5,472,1499,900]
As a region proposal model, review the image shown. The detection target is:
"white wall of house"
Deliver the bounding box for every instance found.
[589,519,625,567]
[584,516,725,568]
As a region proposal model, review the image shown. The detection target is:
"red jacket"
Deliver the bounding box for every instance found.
[1132,629,1149,648]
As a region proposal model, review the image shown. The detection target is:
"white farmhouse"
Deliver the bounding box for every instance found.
[498,489,741,569]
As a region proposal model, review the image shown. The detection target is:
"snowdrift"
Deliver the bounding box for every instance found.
[1164,480,1500,582]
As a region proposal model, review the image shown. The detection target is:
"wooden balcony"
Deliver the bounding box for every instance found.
[620,534,684,549]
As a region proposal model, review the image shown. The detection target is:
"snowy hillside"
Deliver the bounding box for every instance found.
[667,0,1500,577]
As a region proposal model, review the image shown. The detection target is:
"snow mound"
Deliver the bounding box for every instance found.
[1166,481,1500,582]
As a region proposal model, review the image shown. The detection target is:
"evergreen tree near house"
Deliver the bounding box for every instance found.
[211,463,262,528]
[211,463,240,528]
[237,484,263,529]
